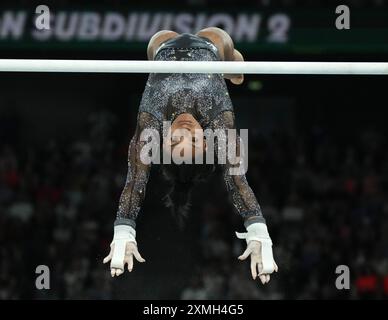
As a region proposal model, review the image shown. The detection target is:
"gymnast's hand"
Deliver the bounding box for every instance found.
[236,223,278,284]
[103,225,145,277]
[238,240,278,284]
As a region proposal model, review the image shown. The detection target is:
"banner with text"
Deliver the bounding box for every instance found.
[0,8,387,54]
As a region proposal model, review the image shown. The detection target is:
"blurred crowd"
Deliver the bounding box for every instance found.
[0,107,387,299]
[183,124,388,300]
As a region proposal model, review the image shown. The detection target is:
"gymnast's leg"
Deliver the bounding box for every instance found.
[147,30,179,60]
[196,27,244,85]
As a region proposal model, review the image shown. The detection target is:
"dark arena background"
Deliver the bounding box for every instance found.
[0,0,388,301]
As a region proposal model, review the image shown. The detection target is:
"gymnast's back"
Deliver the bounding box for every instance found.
[137,33,234,130]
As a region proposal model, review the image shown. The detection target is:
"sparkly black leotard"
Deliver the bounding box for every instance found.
[115,33,265,229]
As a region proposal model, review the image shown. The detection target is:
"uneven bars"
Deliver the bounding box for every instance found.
[0,60,387,75]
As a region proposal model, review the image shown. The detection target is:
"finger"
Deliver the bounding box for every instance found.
[238,247,252,261]
[111,268,116,277]
[103,246,113,263]
[266,274,270,283]
[250,260,257,280]
[259,274,266,285]
[111,242,126,270]
[260,242,275,274]
[274,261,279,272]
[133,249,146,263]
[126,255,134,272]
[115,269,123,276]
[257,262,263,275]
[103,252,112,264]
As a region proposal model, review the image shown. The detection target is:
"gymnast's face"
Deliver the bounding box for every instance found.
[164,113,207,162]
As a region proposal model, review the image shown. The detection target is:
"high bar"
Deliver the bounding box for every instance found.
[0,59,387,75]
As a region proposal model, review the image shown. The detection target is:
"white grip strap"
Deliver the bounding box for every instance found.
[235,223,275,274]
[110,225,136,270]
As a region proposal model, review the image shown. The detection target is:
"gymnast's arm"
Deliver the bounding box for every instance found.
[114,112,160,228]
[103,112,160,276]
[209,111,278,284]
[209,111,264,226]
[115,112,160,229]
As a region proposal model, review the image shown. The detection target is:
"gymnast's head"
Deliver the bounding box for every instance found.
[164,112,207,164]
[160,101,214,229]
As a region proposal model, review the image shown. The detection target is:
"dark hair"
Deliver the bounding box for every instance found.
[161,162,215,230]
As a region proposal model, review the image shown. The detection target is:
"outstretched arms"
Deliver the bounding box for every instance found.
[210,111,263,225]
[104,112,160,276]
[114,112,160,227]
[209,111,278,284]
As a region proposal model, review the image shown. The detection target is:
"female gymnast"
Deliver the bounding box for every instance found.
[103,27,278,285]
